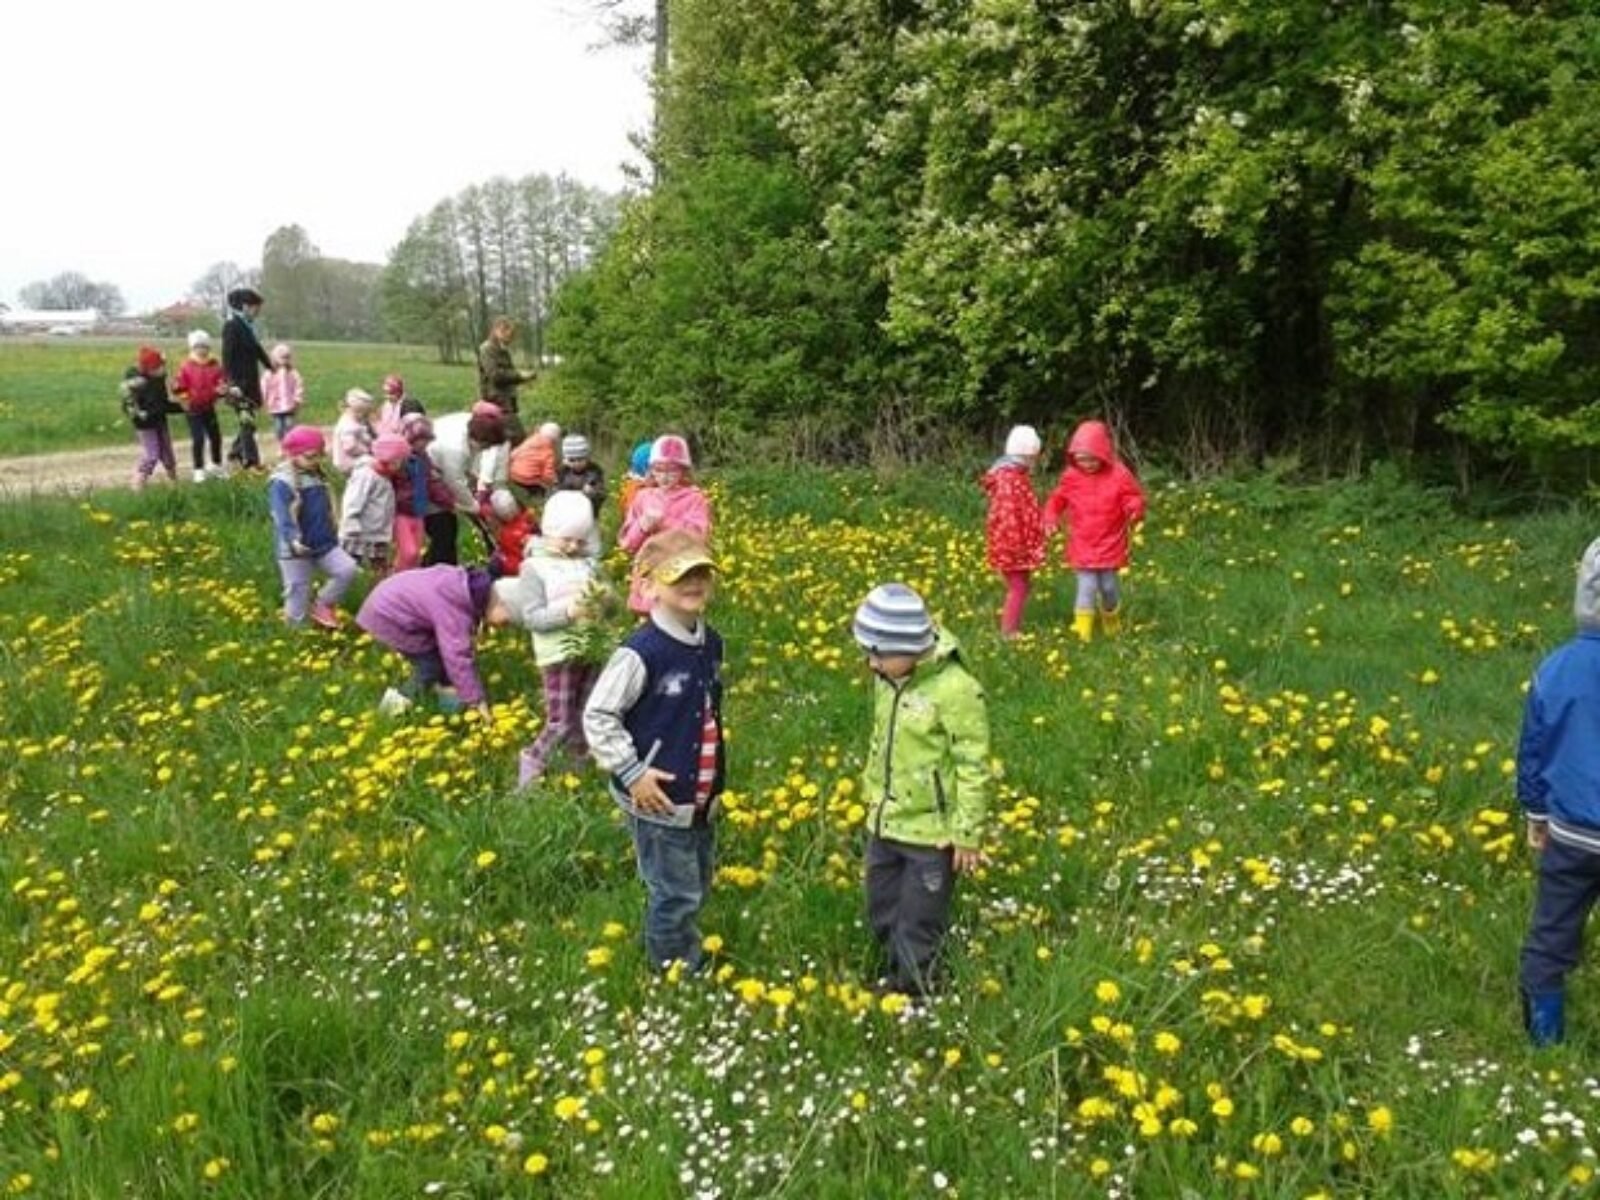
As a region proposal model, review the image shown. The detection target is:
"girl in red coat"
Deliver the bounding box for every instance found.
[1042,420,1147,641]
[980,425,1046,638]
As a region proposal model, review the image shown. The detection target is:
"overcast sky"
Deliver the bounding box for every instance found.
[0,0,652,312]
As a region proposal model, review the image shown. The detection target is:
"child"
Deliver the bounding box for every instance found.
[356,564,517,720]
[981,425,1046,638]
[261,343,303,442]
[509,421,562,498]
[339,434,411,574]
[121,346,182,490]
[392,415,455,572]
[332,388,378,472]
[491,489,538,576]
[618,436,713,615]
[1041,420,1147,641]
[556,434,607,514]
[852,583,992,996]
[617,439,653,519]
[1518,537,1600,1046]
[268,425,358,629]
[375,374,410,436]
[498,492,606,787]
[584,530,724,971]
[172,330,227,481]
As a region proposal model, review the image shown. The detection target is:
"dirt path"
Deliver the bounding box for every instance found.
[0,434,285,497]
[0,445,144,496]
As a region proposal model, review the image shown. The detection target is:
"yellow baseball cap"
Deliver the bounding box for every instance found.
[638,529,717,583]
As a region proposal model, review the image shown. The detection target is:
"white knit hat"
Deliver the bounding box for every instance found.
[187,329,211,350]
[561,434,590,463]
[489,488,521,522]
[1005,424,1042,457]
[541,490,595,541]
[853,583,935,656]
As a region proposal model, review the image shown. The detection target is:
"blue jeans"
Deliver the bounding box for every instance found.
[400,650,447,697]
[1521,837,1600,995]
[1074,569,1122,612]
[272,412,297,441]
[629,817,715,970]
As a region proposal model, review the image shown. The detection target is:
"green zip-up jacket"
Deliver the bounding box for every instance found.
[862,630,991,850]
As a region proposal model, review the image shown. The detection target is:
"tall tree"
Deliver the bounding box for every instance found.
[190,262,259,315]
[19,271,125,315]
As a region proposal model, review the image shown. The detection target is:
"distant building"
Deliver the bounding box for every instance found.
[0,307,101,334]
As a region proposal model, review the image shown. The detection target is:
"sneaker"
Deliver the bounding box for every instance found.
[193,468,209,484]
[377,687,413,717]
[207,463,228,479]
[310,603,342,630]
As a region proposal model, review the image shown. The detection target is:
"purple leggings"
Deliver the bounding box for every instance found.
[135,425,177,480]
[277,548,358,623]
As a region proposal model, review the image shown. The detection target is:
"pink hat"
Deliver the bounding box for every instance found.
[471,400,503,419]
[650,434,692,469]
[371,434,411,467]
[280,426,325,457]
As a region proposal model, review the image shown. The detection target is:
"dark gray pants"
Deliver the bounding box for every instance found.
[1522,837,1600,995]
[866,837,954,994]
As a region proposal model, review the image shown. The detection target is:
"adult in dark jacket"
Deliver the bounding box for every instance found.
[221,286,272,468]
[476,316,536,443]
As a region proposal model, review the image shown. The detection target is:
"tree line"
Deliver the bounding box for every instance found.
[549,1,1600,485]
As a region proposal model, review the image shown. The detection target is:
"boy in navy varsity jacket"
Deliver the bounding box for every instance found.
[584,530,724,972]
[1519,537,1600,1046]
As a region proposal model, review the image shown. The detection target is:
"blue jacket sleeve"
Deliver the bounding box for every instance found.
[268,479,299,554]
[1517,677,1549,819]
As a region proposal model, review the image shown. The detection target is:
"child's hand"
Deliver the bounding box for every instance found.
[1528,820,1550,852]
[476,702,493,723]
[628,768,677,815]
[290,539,311,557]
[951,846,986,873]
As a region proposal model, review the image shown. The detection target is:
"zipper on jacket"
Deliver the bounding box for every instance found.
[872,679,908,838]
[933,769,948,818]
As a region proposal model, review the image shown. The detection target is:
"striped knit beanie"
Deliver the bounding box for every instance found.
[562,434,590,463]
[853,583,935,656]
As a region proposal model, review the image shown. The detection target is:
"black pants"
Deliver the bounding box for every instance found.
[423,511,459,566]
[866,837,955,994]
[186,410,222,469]
[1522,837,1600,995]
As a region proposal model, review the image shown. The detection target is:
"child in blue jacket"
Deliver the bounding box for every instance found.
[269,426,358,629]
[1519,537,1600,1045]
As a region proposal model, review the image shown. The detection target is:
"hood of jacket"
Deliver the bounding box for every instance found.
[1067,420,1115,464]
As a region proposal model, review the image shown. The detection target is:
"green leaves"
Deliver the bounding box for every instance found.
[552,0,1600,483]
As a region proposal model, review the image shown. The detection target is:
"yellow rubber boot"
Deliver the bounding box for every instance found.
[1099,607,1122,638]
[1071,609,1095,643]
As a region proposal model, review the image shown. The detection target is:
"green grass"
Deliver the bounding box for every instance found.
[0,467,1595,1197]
[0,338,483,454]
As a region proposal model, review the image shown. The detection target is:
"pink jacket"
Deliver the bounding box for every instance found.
[619,484,713,613]
[262,367,304,416]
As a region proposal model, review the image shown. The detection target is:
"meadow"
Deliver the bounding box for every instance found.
[0,451,1596,1199]
[0,338,480,456]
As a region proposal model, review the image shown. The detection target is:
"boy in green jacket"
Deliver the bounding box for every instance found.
[853,582,992,996]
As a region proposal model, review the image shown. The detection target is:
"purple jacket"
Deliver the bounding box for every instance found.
[355,565,487,704]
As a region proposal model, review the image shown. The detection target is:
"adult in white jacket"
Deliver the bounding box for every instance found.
[423,407,508,566]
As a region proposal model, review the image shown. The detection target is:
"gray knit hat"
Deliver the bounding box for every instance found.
[562,434,590,463]
[853,583,935,656]
[1577,537,1600,629]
